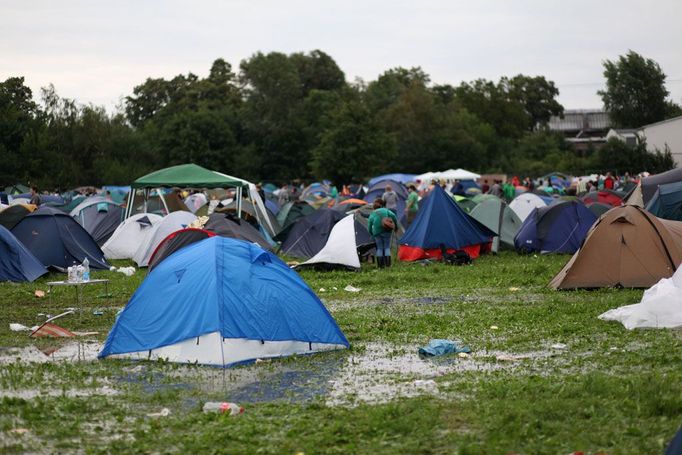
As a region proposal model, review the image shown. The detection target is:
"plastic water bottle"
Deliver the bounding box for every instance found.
[76,265,84,282]
[67,264,76,282]
[82,258,90,282]
[202,402,244,415]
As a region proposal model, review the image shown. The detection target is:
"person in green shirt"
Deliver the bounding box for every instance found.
[405,184,419,226]
[368,198,398,268]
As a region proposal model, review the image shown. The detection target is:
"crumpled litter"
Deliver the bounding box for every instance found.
[189,216,209,229]
[9,428,30,435]
[490,325,499,330]
[10,323,30,332]
[551,343,567,350]
[34,290,45,298]
[113,266,135,276]
[319,288,326,292]
[508,287,520,292]
[344,285,361,292]
[147,408,171,418]
[418,339,471,357]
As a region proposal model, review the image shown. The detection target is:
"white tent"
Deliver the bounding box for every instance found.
[102,213,162,260]
[416,169,481,182]
[132,211,198,267]
[297,214,361,270]
[599,267,682,329]
[509,193,549,222]
[183,193,208,213]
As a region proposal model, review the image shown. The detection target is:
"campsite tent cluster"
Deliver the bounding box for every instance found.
[3,163,682,363]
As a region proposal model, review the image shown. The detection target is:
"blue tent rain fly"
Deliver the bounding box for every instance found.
[99,237,349,366]
[398,185,495,261]
[646,181,682,221]
[514,201,597,254]
[11,206,110,270]
[0,225,48,282]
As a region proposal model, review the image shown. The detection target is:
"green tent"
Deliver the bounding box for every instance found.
[132,164,247,189]
[469,198,522,252]
[452,195,477,213]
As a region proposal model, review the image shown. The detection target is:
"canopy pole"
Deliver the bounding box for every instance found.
[158,188,169,215]
[125,189,134,219]
[143,189,149,214]
[236,186,242,219]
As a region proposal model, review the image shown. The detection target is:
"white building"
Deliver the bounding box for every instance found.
[638,116,682,167]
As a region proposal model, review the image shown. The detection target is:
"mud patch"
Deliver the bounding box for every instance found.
[0,342,102,364]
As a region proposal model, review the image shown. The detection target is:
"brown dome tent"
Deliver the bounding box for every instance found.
[550,205,682,289]
[0,204,37,230]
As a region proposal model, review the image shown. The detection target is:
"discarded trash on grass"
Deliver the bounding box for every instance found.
[418,339,471,357]
[551,343,568,350]
[203,402,244,415]
[508,287,521,292]
[30,322,75,338]
[490,325,499,330]
[10,323,31,332]
[34,290,45,298]
[111,266,135,276]
[147,408,171,418]
[344,285,361,292]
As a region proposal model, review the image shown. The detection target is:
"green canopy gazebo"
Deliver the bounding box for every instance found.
[125,164,248,219]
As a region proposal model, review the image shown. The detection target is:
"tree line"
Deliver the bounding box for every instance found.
[1,49,678,190]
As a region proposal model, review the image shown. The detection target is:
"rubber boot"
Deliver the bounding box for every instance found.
[377,256,385,268]
[386,256,392,268]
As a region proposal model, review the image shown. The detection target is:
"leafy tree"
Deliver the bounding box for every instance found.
[454,79,530,138]
[311,98,396,184]
[593,137,675,174]
[599,51,680,127]
[505,75,563,129]
[0,77,43,185]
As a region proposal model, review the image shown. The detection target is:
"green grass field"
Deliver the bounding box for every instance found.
[1,252,681,454]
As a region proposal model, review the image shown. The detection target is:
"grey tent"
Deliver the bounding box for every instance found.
[203,213,273,251]
[469,198,522,252]
[70,197,124,246]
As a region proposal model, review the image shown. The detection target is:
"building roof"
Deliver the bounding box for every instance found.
[548,109,612,133]
[640,115,682,131]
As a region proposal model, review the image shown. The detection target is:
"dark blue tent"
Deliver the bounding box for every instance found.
[0,225,47,282]
[279,209,345,259]
[646,181,682,221]
[99,237,349,366]
[398,185,495,261]
[11,206,109,270]
[514,201,597,254]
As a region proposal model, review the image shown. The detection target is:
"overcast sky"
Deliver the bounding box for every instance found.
[2,0,681,112]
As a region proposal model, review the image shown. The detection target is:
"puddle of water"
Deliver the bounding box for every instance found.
[0,342,102,364]
[0,340,568,407]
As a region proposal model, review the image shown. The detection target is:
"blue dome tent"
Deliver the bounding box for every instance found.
[514,201,597,254]
[0,225,48,282]
[99,237,349,366]
[11,206,109,270]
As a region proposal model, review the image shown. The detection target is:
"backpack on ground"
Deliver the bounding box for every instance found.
[439,244,472,266]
